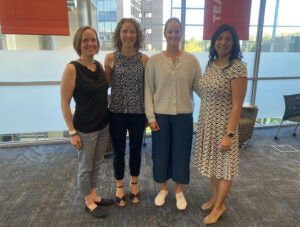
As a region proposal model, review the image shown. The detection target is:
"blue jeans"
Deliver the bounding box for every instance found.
[77,125,109,195]
[109,112,146,180]
[152,114,193,184]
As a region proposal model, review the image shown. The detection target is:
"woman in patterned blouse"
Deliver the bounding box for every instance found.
[104,18,148,207]
[194,24,247,224]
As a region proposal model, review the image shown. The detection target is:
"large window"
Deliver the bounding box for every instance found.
[169,0,300,126]
[0,0,299,145]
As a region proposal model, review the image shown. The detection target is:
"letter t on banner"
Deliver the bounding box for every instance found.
[203,0,252,40]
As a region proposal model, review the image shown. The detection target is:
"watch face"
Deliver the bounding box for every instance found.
[227,132,234,138]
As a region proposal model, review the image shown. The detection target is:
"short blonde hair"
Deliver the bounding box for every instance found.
[73,26,100,56]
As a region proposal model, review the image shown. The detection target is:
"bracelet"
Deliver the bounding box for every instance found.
[69,130,77,136]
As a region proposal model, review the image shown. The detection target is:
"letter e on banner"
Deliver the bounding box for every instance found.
[203,0,252,40]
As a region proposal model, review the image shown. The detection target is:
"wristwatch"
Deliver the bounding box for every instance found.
[69,130,77,136]
[226,131,235,138]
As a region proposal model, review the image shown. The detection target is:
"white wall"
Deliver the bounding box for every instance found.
[0,50,300,134]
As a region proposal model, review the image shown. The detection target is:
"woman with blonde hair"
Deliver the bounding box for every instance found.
[61,26,114,218]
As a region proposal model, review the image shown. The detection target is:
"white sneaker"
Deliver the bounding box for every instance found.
[176,192,187,210]
[154,190,168,206]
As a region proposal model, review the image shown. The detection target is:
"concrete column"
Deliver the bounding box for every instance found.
[38,35,56,50]
[77,0,89,26]
[2,34,17,50]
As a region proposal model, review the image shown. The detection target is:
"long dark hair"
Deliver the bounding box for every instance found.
[208,24,242,64]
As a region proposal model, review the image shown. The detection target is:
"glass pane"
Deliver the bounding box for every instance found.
[249,0,260,26]
[276,0,300,26]
[255,80,300,124]
[185,26,203,40]
[186,0,204,8]
[258,53,300,77]
[244,80,254,105]
[171,0,204,8]
[185,9,204,25]
[171,0,181,8]
[172,9,181,18]
[263,0,300,52]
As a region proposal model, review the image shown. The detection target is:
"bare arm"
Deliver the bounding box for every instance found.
[60,63,76,132]
[141,54,160,130]
[104,53,114,86]
[141,53,148,68]
[220,77,247,151]
[60,63,82,149]
[227,77,247,132]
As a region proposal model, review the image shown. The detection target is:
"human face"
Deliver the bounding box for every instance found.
[214,30,234,59]
[164,21,182,47]
[80,29,98,57]
[120,22,137,49]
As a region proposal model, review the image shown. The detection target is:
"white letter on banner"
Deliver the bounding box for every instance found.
[213,0,222,23]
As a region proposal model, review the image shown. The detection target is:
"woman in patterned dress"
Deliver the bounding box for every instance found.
[145,18,201,210]
[104,18,148,206]
[194,24,247,224]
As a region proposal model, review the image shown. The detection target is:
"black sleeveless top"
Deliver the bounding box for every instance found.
[71,61,109,133]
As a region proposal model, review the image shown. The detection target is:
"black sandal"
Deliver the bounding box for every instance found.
[115,185,126,207]
[85,205,106,218]
[94,198,114,206]
[130,181,140,203]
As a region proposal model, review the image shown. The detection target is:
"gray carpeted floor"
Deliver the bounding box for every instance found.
[0,127,299,227]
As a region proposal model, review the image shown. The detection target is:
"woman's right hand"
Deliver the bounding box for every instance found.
[70,134,82,150]
[149,121,160,132]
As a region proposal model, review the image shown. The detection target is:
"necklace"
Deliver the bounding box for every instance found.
[165,50,182,64]
[80,58,96,72]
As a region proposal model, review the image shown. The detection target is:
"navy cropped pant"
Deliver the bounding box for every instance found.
[152,113,193,184]
[109,112,146,180]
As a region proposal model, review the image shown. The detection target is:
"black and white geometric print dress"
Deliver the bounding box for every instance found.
[110,51,145,114]
[194,60,247,180]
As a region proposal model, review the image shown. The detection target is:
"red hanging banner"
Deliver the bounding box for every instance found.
[0,0,69,35]
[203,0,252,40]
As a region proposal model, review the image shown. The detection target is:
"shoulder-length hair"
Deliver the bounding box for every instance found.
[73,26,100,56]
[113,18,144,51]
[208,24,243,64]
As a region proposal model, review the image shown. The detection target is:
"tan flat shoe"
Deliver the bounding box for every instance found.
[203,204,226,225]
[201,201,214,211]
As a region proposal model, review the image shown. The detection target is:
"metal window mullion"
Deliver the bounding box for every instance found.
[251,0,266,105]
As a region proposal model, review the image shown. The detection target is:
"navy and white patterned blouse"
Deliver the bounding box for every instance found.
[110,51,145,113]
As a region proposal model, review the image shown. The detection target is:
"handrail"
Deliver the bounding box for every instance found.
[0,77,299,86]
[0,81,60,86]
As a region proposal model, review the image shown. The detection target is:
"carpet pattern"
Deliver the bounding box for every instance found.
[0,127,299,227]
